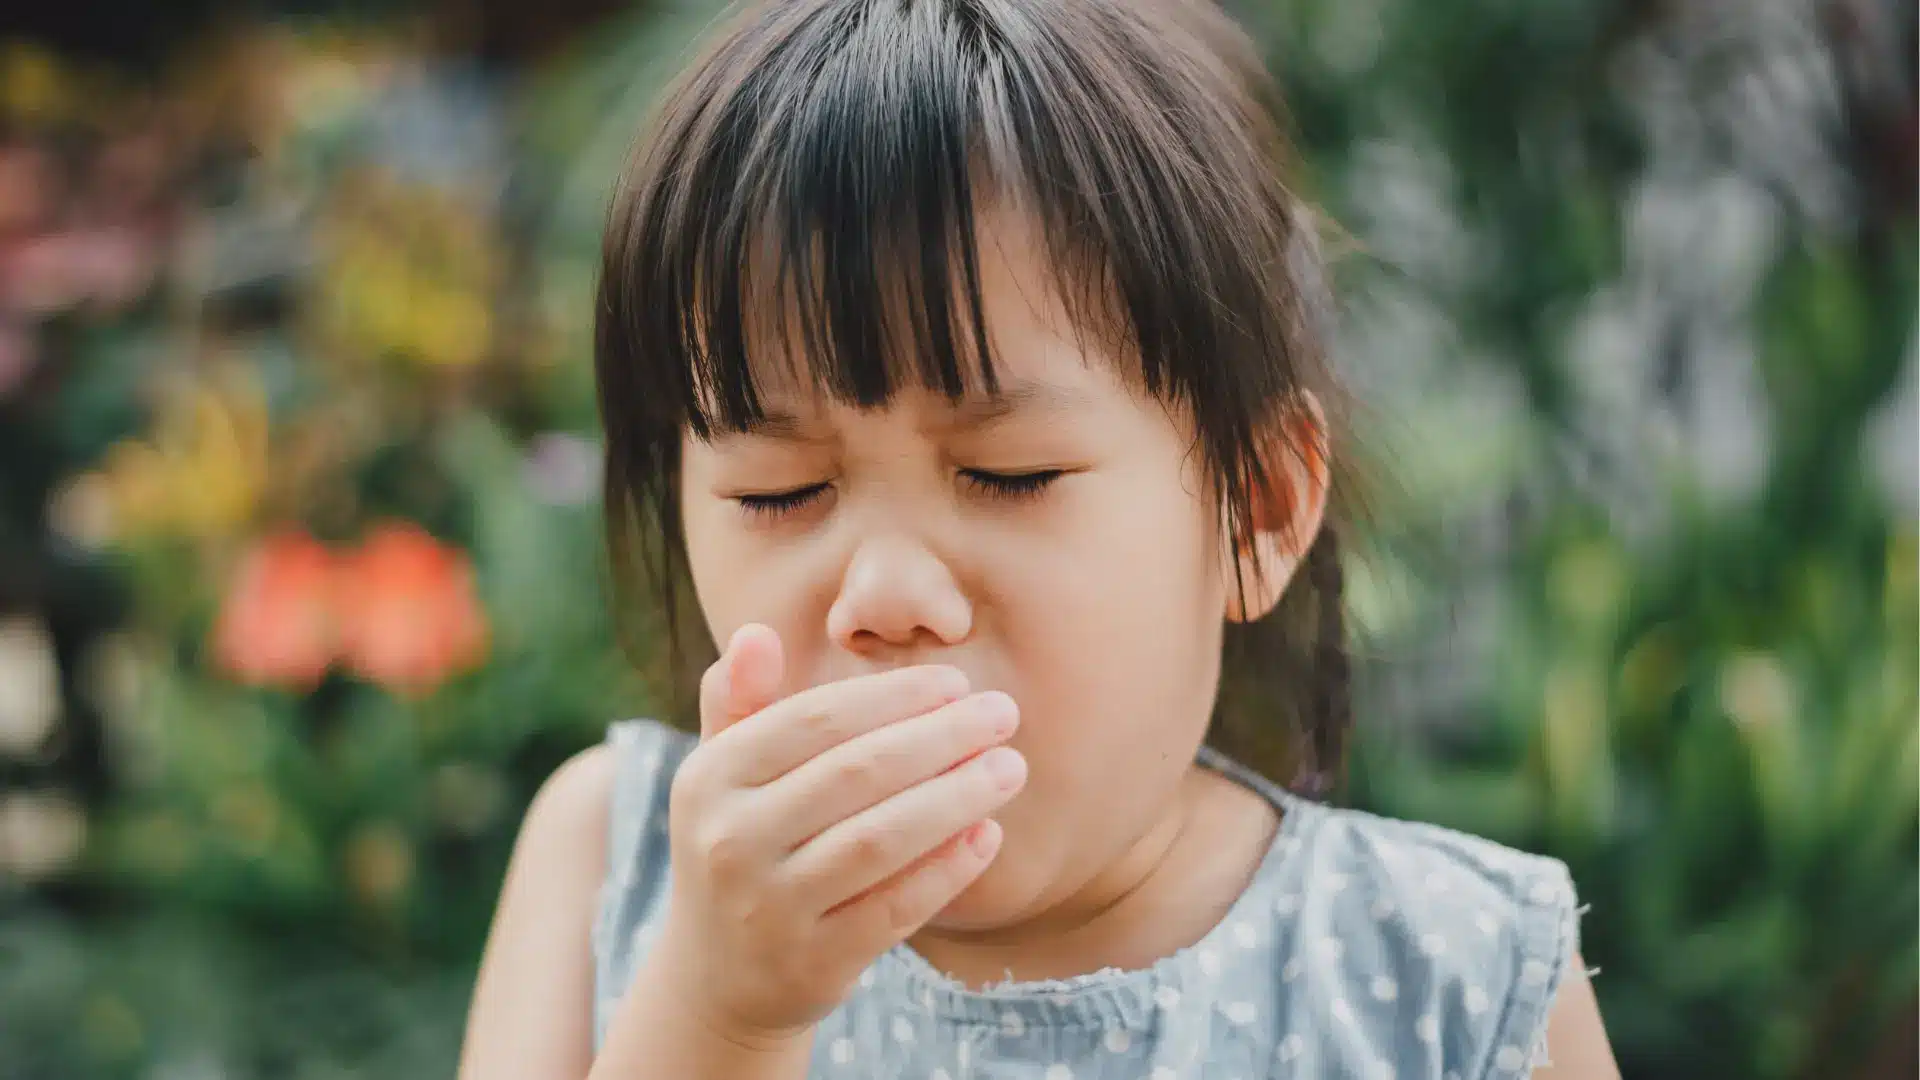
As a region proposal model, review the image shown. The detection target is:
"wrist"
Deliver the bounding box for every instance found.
[597,964,813,1080]
[634,926,818,1058]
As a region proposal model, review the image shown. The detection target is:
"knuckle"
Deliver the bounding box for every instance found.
[831,752,880,791]
[668,752,714,809]
[801,705,844,742]
[868,742,910,779]
[697,816,754,878]
[833,749,879,791]
[843,828,892,873]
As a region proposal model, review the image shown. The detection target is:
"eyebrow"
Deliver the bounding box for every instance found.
[719,379,1091,442]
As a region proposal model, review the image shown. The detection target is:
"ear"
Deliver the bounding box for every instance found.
[1223,392,1331,624]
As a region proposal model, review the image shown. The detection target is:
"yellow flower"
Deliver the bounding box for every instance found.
[86,374,270,543]
[310,181,502,369]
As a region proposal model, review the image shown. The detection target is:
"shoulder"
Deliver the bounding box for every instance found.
[585,719,699,1045]
[1272,799,1582,1078]
[490,740,623,913]
[523,740,620,846]
[1298,801,1576,926]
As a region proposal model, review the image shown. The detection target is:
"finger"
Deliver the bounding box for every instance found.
[748,691,1018,849]
[784,745,1026,911]
[821,819,1002,957]
[707,665,971,786]
[699,624,785,740]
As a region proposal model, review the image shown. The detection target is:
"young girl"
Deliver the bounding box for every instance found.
[460,1,1619,1077]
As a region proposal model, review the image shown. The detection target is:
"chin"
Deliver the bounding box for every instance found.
[925,848,1041,932]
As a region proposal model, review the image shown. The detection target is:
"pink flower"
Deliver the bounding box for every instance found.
[335,521,488,697]
[210,531,339,692]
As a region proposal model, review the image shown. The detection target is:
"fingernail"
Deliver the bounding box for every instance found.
[726,625,753,655]
[975,691,1018,734]
[981,746,1027,789]
[968,818,1002,857]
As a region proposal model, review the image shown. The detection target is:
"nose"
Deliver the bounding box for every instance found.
[825,532,972,657]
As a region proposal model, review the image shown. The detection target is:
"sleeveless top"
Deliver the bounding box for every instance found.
[591,720,1582,1079]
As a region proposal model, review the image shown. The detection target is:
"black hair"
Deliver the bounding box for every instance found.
[595,0,1368,796]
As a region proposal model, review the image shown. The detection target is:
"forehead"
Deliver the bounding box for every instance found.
[712,211,1142,423]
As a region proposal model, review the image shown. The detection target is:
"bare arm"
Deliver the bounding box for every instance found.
[1533,953,1621,1079]
[456,746,810,1080]
[457,745,608,1080]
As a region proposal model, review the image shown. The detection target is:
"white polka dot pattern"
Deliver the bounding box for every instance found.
[1197,947,1221,976]
[1465,986,1491,1015]
[1416,1014,1440,1043]
[588,721,1583,1080]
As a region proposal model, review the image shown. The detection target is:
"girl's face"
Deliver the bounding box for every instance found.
[679,216,1284,931]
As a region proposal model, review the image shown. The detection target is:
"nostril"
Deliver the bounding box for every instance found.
[827,534,974,650]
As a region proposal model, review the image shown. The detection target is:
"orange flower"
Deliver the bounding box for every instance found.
[335,521,488,697]
[210,531,338,691]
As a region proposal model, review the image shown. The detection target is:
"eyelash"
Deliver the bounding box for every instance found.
[960,469,1062,501]
[733,470,1063,519]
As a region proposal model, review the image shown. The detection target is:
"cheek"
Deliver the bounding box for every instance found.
[992,469,1222,661]
[987,472,1224,764]
[680,499,745,619]
[680,498,816,650]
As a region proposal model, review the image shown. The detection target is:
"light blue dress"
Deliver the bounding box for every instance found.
[592,720,1582,1079]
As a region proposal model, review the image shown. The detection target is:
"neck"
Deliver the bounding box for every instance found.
[907,764,1278,987]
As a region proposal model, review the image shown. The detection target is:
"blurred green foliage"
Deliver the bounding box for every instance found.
[0,2,1912,1079]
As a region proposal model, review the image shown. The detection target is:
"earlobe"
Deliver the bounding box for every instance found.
[1222,394,1330,625]
[1223,532,1299,624]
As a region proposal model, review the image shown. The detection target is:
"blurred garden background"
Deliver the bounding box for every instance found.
[0,1,1913,1077]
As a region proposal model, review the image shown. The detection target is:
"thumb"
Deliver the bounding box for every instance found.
[699,623,785,739]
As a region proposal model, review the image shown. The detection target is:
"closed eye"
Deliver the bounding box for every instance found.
[960,469,1063,501]
[734,482,829,518]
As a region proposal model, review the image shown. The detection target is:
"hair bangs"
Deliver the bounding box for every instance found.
[608,0,1028,443]
[599,0,1315,449]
